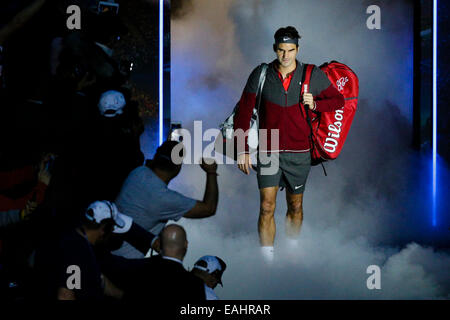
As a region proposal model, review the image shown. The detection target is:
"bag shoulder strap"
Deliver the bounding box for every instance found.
[300,64,314,95]
[300,63,314,142]
[255,63,268,113]
[299,64,314,119]
[300,64,328,176]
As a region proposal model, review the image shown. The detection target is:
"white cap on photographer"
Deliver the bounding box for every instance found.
[98,90,126,117]
[85,200,132,233]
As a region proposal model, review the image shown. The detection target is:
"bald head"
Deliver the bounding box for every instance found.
[160,224,188,260]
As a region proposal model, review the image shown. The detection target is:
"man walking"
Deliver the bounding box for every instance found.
[234,26,344,261]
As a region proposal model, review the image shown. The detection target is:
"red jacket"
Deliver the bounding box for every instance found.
[234,60,344,153]
[0,165,47,211]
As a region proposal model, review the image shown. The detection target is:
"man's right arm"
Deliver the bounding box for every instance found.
[183,160,218,219]
[120,222,157,255]
[233,66,262,154]
[234,66,262,174]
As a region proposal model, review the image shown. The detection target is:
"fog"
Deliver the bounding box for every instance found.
[168,0,450,299]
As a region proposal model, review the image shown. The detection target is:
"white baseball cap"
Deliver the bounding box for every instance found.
[85,200,132,233]
[193,255,227,286]
[98,90,126,117]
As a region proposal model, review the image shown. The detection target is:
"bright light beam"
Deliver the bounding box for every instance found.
[432,0,437,226]
[159,0,164,146]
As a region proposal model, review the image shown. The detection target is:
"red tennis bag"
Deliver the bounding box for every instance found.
[302,61,359,169]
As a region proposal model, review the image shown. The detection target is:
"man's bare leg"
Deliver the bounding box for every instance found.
[258,186,278,264]
[258,186,278,246]
[285,192,304,238]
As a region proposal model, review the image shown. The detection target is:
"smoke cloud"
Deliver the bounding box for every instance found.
[170,0,450,299]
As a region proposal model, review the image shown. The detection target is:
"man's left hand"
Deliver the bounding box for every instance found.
[303,93,315,110]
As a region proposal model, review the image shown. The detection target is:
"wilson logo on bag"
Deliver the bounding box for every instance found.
[302,61,359,169]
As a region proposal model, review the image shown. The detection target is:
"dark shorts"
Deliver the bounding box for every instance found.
[257,152,311,194]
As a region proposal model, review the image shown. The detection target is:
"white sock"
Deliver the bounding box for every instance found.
[261,246,274,263]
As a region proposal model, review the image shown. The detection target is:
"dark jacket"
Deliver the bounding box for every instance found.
[234,60,345,153]
[124,255,206,301]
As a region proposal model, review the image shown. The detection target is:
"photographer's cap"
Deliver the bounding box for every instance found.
[85,200,132,233]
[193,255,227,286]
[98,90,126,117]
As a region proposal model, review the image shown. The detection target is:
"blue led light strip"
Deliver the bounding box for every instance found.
[159,0,164,145]
[432,0,437,226]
